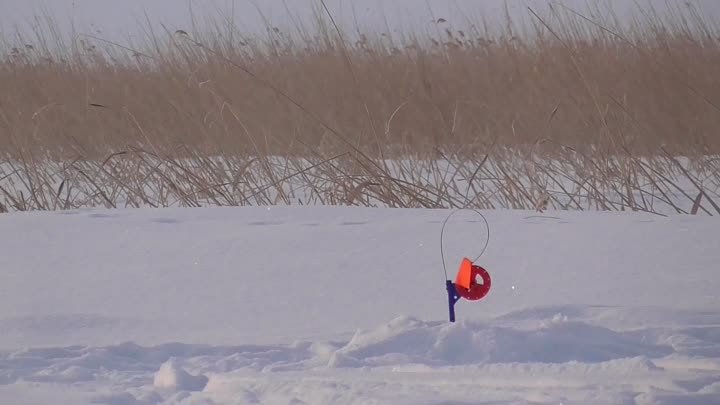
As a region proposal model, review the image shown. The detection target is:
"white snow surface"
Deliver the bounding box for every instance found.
[1,206,719,405]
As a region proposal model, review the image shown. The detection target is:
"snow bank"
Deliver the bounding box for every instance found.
[153,360,208,392]
[1,306,719,405]
[327,315,671,367]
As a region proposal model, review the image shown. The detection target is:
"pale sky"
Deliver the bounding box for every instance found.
[1,0,719,43]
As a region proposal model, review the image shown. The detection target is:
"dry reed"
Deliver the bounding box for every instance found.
[0,2,718,215]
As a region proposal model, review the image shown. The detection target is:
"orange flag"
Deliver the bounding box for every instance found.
[455,258,473,290]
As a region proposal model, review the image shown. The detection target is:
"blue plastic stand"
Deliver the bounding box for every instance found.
[446,280,460,322]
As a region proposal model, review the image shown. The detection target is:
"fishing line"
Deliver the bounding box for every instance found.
[439,208,491,282]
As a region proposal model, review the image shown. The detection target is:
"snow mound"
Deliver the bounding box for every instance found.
[328,315,672,367]
[153,360,208,392]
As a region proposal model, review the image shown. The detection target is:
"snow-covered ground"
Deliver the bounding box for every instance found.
[1,206,719,405]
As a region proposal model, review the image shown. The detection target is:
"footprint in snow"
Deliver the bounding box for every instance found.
[247,221,285,226]
[151,217,181,224]
[339,221,368,226]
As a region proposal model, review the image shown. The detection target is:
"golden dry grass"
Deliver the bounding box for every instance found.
[0,2,718,214]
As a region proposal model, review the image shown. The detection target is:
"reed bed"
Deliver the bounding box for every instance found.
[1,2,718,215]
